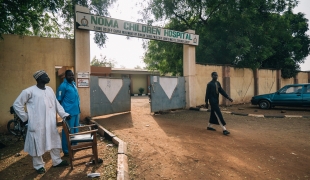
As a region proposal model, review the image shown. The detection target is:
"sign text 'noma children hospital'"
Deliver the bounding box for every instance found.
[76,12,199,46]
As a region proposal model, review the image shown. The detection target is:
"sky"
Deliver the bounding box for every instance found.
[90,0,310,71]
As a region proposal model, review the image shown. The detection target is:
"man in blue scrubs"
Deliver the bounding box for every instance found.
[57,70,80,156]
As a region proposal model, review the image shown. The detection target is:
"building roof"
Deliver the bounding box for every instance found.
[89,66,160,76]
[111,68,160,75]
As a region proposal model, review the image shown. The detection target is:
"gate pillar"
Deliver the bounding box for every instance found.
[75,5,91,120]
[183,30,196,108]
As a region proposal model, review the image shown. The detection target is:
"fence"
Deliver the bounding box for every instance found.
[195,64,310,106]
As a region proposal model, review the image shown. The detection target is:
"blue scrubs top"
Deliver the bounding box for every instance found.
[56,79,80,116]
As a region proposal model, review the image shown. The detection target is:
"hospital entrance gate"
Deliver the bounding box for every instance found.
[90,76,131,116]
[149,76,186,112]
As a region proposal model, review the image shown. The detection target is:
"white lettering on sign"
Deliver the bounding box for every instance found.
[76,12,199,46]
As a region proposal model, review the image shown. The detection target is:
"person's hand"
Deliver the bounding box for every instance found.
[228,97,233,102]
[65,115,71,120]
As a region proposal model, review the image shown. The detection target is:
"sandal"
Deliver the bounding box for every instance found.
[36,167,46,174]
[92,158,103,164]
[53,160,69,167]
[223,130,230,135]
[207,127,216,131]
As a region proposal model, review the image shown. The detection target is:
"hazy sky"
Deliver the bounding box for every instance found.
[90,0,310,70]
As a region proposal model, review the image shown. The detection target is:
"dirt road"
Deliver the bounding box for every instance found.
[94,96,310,180]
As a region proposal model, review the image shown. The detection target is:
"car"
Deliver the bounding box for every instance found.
[251,83,310,109]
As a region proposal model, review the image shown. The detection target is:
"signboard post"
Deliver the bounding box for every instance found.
[77,78,89,88]
[77,72,90,87]
[76,12,199,46]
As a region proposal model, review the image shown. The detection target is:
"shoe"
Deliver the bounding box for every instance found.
[207,127,216,131]
[63,153,69,157]
[36,167,46,174]
[223,130,230,135]
[53,160,69,167]
[92,158,103,164]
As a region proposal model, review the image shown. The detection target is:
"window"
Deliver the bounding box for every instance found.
[305,86,310,94]
[280,86,303,94]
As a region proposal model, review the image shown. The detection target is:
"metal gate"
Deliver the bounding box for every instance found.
[90,76,131,117]
[150,76,186,112]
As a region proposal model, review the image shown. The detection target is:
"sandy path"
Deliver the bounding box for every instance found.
[94,96,310,180]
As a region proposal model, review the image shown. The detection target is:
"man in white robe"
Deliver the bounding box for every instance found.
[13,70,70,174]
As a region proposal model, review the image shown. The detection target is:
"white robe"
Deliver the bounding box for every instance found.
[13,85,69,157]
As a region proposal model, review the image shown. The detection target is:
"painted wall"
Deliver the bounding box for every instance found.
[0,34,74,132]
[111,74,122,78]
[195,64,310,107]
[131,74,147,94]
[297,72,309,84]
[230,68,254,104]
[281,77,295,87]
[258,69,277,94]
[195,65,223,106]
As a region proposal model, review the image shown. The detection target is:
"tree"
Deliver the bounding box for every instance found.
[0,0,60,38]
[142,0,310,78]
[0,0,115,47]
[134,65,143,69]
[143,19,186,76]
[261,12,310,78]
[91,55,117,67]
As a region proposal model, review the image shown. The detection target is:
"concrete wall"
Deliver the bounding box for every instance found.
[230,68,254,104]
[106,71,155,95]
[195,64,223,105]
[131,74,147,94]
[0,34,74,132]
[111,74,122,78]
[296,72,309,84]
[281,77,295,87]
[258,69,277,94]
[195,63,310,107]
[75,5,91,121]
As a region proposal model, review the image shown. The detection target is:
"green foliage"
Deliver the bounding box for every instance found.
[261,12,310,78]
[138,87,144,94]
[134,65,143,69]
[143,19,186,76]
[0,0,59,37]
[143,0,310,78]
[0,0,115,47]
[91,55,117,67]
[144,39,183,76]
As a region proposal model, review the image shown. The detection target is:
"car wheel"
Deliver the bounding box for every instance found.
[259,100,270,109]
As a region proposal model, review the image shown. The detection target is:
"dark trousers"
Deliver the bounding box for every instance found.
[209,104,226,126]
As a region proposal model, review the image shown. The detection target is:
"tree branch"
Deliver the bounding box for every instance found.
[172,12,192,29]
[201,1,226,25]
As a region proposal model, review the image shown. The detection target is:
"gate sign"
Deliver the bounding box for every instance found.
[76,12,199,46]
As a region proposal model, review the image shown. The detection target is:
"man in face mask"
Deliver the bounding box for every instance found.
[13,70,70,174]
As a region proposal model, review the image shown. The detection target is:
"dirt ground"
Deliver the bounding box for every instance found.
[0,127,118,180]
[94,96,310,180]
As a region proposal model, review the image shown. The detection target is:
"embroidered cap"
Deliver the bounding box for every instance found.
[33,70,46,80]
